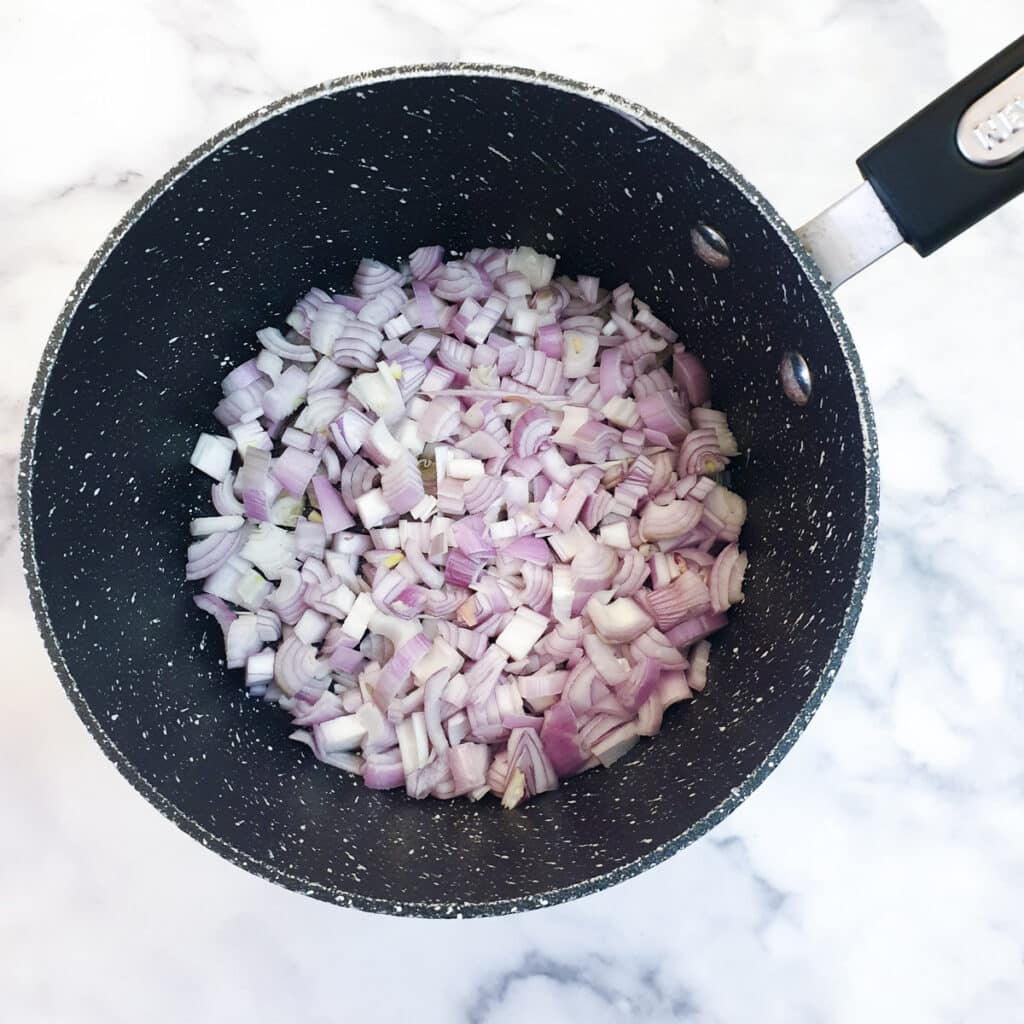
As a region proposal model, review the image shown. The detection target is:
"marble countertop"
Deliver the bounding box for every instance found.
[4,2,1023,1020]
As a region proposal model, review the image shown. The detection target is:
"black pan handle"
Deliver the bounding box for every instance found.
[798,36,1024,287]
[857,34,1024,256]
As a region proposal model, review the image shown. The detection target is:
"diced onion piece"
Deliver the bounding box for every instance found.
[348,361,405,424]
[689,640,711,692]
[495,607,549,661]
[246,648,275,688]
[582,634,630,685]
[239,522,297,580]
[501,767,527,809]
[190,433,235,481]
[508,246,555,289]
[585,596,653,643]
[256,349,283,378]
[602,396,640,429]
[235,568,272,609]
[551,564,574,623]
[412,637,464,684]
[448,458,485,480]
[591,722,639,766]
[317,715,368,753]
[551,405,590,447]
[340,592,375,642]
[561,330,599,379]
[190,514,244,537]
[354,488,390,529]
[294,608,330,644]
[598,521,631,550]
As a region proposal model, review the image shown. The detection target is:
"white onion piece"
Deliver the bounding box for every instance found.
[585,596,653,644]
[190,515,244,537]
[495,608,549,661]
[340,592,375,642]
[508,246,555,289]
[318,715,368,753]
[190,433,235,481]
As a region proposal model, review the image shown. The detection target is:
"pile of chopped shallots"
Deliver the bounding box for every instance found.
[187,245,747,808]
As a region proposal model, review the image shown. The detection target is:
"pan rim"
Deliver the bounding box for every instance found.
[18,61,879,919]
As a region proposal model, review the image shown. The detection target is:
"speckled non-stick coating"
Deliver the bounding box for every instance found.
[20,66,878,917]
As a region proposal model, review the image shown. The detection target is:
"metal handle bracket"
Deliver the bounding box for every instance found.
[796,181,904,290]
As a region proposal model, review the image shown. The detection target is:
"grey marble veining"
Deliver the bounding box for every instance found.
[2,1,1023,1021]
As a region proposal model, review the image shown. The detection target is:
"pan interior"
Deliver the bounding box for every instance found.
[25,70,872,915]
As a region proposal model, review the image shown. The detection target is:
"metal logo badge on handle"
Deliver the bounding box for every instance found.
[956,65,1024,166]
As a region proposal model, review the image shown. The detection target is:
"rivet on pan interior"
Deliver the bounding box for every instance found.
[691,223,731,269]
[780,351,812,405]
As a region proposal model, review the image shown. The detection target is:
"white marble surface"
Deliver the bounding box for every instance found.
[4,1,1024,1020]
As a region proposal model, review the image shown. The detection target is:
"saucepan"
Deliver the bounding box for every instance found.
[20,37,1024,916]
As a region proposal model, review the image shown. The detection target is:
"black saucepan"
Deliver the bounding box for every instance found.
[20,39,1024,916]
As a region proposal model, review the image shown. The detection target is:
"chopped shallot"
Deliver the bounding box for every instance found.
[189,246,748,806]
